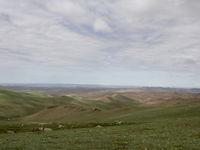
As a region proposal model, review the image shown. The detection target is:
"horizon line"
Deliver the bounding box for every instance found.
[0,83,199,89]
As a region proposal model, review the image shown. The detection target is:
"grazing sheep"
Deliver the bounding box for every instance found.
[96,125,103,128]
[38,127,44,131]
[44,128,52,131]
[7,130,15,134]
[58,124,64,129]
[117,121,123,125]
[115,120,123,125]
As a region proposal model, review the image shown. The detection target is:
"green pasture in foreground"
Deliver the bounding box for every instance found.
[0,116,200,150]
[0,101,200,150]
[0,88,200,149]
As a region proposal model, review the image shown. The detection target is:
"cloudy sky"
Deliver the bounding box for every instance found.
[0,0,200,87]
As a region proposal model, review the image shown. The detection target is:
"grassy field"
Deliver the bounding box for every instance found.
[0,88,200,149]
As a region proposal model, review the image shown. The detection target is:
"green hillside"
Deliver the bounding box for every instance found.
[0,88,200,149]
[0,88,138,120]
[0,88,92,119]
[0,88,46,119]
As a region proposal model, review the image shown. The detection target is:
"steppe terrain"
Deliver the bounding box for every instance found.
[0,85,200,150]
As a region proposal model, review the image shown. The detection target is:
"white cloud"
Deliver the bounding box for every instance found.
[93,18,111,33]
[0,0,200,87]
[44,0,93,25]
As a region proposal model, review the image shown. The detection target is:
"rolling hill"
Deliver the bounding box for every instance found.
[1,87,200,123]
[0,87,200,149]
[0,88,140,120]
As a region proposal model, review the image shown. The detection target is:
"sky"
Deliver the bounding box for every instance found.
[0,0,200,88]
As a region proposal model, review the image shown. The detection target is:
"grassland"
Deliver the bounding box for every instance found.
[0,88,200,150]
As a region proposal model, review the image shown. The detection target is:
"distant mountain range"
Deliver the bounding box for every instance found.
[0,83,200,93]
